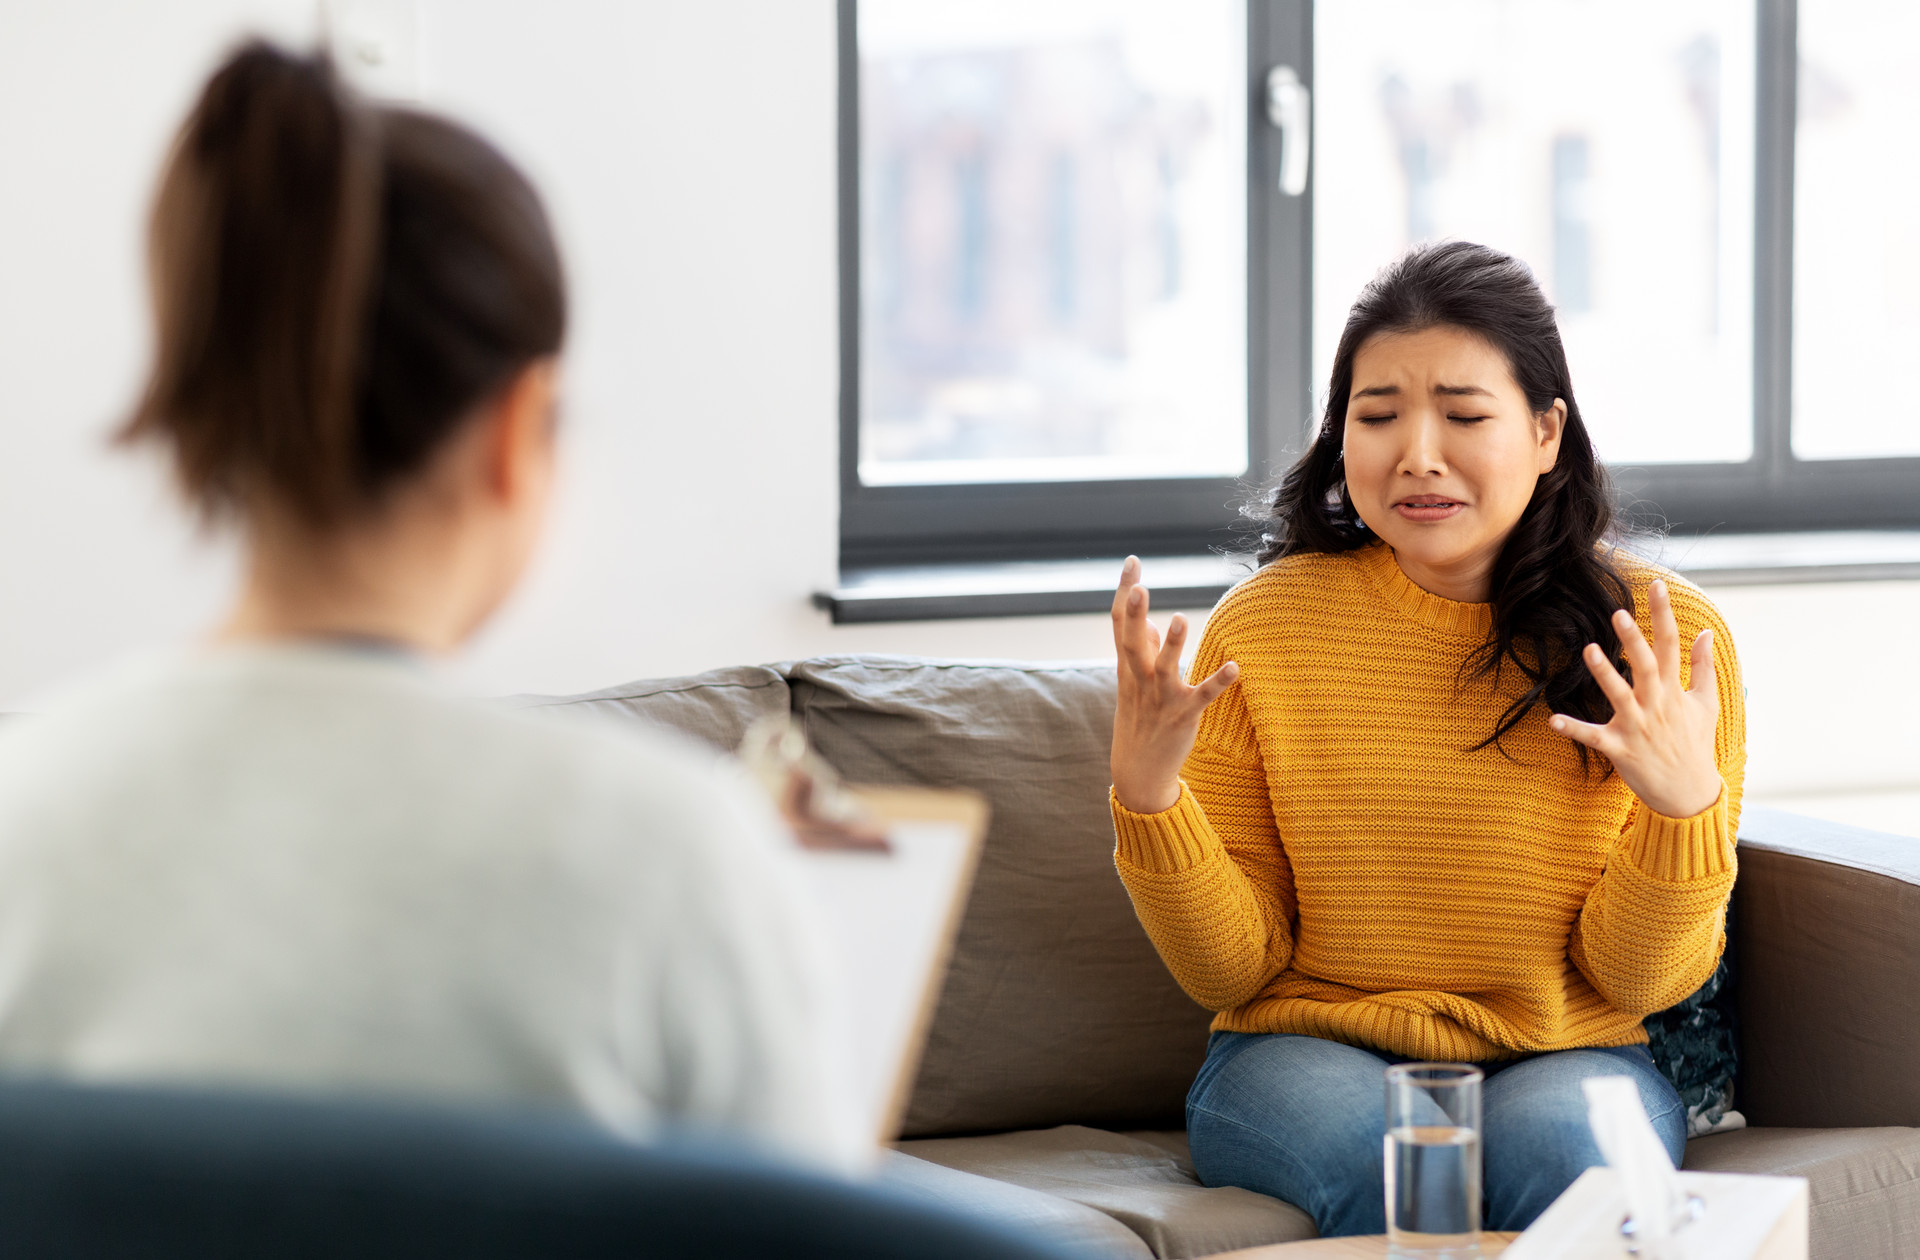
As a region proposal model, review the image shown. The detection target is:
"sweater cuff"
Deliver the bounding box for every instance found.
[1624,782,1734,883]
[1111,783,1220,874]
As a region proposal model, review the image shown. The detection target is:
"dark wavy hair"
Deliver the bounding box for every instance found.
[1258,240,1631,766]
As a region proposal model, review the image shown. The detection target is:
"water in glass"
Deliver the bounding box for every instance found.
[1384,1063,1483,1260]
[1385,1123,1482,1258]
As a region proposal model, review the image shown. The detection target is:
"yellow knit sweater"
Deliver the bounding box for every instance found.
[1112,542,1745,1062]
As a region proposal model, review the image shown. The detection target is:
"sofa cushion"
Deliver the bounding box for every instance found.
[1733,806,1920,1128]
[787,657,1212,1138]
[1682,1125,1920,1260]
[897,1126,1315,1259]
[506,665,791,753]
[881,1149,1154,1259]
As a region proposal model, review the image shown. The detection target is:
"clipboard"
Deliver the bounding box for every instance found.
[795,787,988,1147]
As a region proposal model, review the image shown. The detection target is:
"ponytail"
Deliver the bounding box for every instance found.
[125,40,564,527]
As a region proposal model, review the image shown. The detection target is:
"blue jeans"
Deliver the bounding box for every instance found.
[1186,1032,1686,1236]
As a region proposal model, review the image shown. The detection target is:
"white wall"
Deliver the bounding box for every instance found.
[1,1,1915,835]
[0,0,1119,718]
[0,1,310,709]
[1708,581,1920,838]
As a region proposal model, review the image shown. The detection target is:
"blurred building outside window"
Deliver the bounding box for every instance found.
[1792,0,1920,460]
[856,0,1249,488]
[1315,0,1757,467]
[839,0,1920,574]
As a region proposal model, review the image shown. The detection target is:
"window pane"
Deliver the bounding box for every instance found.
[1792,1,1920,460]
[1315,1,1756,465]
[857,0,1248,487]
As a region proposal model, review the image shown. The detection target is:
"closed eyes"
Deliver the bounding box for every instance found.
[1352,413,1490,425]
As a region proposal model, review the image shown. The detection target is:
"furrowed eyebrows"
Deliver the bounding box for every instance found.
[1351,383,1498,401]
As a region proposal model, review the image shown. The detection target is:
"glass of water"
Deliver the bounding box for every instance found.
[1385,1063,1483,1259]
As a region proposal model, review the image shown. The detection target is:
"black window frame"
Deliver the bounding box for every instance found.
[836,0,1315,570]
[837,0,1920,579]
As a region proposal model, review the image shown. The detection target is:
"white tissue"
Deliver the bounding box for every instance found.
[1582,1075,1686,1245]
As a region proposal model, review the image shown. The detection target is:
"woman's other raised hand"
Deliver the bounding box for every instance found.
[1110,557,1240,814]
[1551,579,1722,820]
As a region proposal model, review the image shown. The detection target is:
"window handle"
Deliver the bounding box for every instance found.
[1265,65,1311,196]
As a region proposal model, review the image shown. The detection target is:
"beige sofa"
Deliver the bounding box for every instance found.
[518,655,1920,1259]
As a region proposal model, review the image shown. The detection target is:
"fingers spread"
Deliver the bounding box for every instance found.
[1115,585,1161,677]
[1110,559,1142,663]
[1110,557,1140,623]
[1688,627,1717,697]
[1193,660,1239,706]
[1136,614,1163,668]
[1551,712,1611,754]
[1650,579,1682,686]
[1156,613,1188,677]
[1582,642,1636,710]
[1615,607,1660,693]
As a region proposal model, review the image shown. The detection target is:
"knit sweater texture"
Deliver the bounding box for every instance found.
[1111,542,1745,1062]
[0,645,867,1171]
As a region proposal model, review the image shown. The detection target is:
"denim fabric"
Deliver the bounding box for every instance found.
[1186,1032,1686,1236]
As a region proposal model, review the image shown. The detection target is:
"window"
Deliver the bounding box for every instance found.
[856,2,1248,487]
[838,0,1312,567]
[1315,0,1756,467]
[1792,0,1920,461]
[836,0,1920,586]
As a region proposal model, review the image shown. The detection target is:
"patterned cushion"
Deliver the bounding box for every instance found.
[1644,906,1740,1136]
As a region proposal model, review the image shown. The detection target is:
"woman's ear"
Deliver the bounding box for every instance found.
[1537,399,1568,473]
[480,359,560,505]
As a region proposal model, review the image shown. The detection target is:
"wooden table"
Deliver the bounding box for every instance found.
[1210,1232,1520,1258]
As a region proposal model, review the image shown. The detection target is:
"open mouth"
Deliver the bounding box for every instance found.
[1393,496,1466,520]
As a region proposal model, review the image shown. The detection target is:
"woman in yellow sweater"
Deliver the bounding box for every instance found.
[1109,241,1742,1235]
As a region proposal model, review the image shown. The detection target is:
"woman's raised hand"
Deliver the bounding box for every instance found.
[1110,557,1240,814]
[1551,579,1722,820]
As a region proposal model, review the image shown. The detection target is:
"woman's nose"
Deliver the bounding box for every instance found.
[1395,414,1447,476]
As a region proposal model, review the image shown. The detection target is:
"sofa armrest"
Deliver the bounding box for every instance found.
[1733,804,1920,1128]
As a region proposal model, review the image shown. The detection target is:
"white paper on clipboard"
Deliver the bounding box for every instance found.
[795,788,987,1147]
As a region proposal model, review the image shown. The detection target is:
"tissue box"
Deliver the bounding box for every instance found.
[1504,1167,1808,1259]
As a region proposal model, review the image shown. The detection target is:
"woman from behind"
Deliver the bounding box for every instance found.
[0,41,861,1171]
